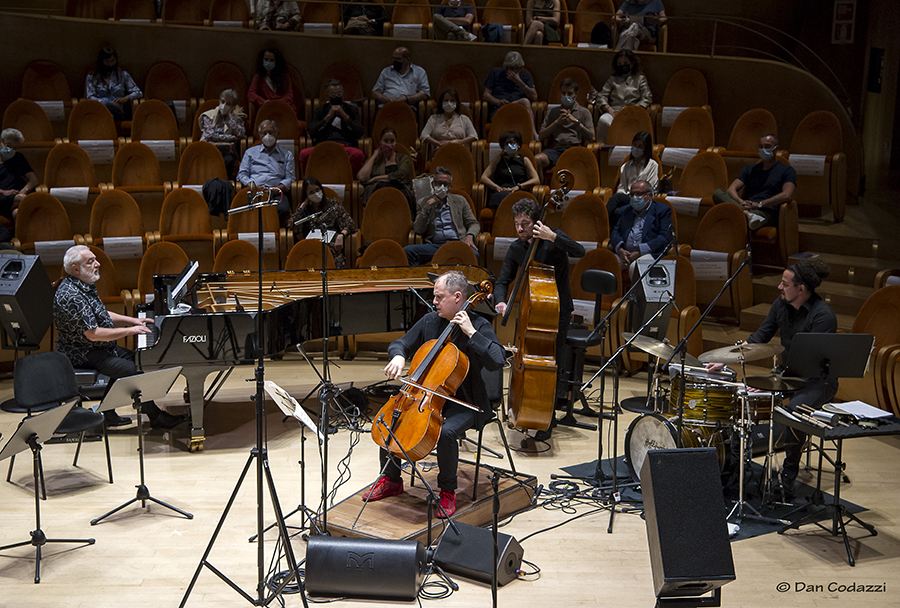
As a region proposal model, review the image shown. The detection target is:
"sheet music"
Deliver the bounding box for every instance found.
[307,228,337,243]
[265,381,324,440]
[828,400,892,419]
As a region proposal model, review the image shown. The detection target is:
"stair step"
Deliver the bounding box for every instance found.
[787,252,900,288]
[799,227,900,259]
[752,275,871,316]
[739,303,856,333]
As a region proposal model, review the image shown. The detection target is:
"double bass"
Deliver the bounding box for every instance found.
[371,281,492,462]
[502,171,572,431]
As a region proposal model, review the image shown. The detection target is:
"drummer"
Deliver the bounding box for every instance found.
[706,259,836,499]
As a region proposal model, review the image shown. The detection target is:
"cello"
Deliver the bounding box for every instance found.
[502,171,572,431]
[371,281,492,462]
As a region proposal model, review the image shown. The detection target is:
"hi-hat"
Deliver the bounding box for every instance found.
[699,343,784,364]
[622,332,702,367]
[744,374,806,393]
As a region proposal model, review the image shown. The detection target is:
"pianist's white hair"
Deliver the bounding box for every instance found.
[63,245,90,275]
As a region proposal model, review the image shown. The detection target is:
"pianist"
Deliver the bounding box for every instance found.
[53,245,186,430]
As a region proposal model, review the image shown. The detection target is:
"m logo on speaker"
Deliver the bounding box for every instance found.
[346,551,375,570]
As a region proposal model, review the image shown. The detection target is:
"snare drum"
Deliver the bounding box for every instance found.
[624,413,725,483]
[668,374,736,426]
[735,390,780,423]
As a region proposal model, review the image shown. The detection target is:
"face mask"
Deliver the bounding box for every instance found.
[449,0,461,5]
[504,143,519,156]
[630,146,643,159]
[381,143,395,156]
[309,189,323,203]
[442,101,457,113]
[392,60,404,72]
[433,183,450,199]
[561,95,575,107]
[262,133,276,148]
[616,64,632,76]
[218,103,231,115]
[759,147,775,161]
[263,60,276,72]
[0,147,13,162]
[630,195,648,211]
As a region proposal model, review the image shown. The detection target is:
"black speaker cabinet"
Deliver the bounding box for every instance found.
[641,448,735,599]
[0,255,53,350]
[305,536,426,601]
[433,521,523,586]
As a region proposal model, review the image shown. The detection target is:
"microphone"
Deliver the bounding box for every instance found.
[247,181,256,204]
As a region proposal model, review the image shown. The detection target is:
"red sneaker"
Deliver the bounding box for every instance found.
[436,490,456,518]
[361,476,404,502]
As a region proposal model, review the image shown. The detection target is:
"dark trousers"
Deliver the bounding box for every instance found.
[378,402,476,493]
[556,310,572,402]
[83,346,162,417]
[775,376,839,483]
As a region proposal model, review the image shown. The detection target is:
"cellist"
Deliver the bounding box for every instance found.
[364,271,507,517]
[494,198,585,441]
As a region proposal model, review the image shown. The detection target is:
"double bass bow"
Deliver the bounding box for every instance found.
[502,170,572,431]
[372,281,492,462]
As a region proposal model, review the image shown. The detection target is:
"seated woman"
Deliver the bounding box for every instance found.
[342,0,386,36]
[248,46,296,114]
[199,89,247,179]
[290,177,357,268]
[255,0,301,30]
[480,130,539,210]
[358,127,414,213]
[85,47,143,121]
[420,87,478,161]
[524,0,561,45]
[606,130,658,224]
[590,50,652,143]
[0,128,38,221]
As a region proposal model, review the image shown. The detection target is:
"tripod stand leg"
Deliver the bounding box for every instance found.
[90,497,141,525]
[147,496,194,519]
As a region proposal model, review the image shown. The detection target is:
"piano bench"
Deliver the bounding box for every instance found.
[75,369,111,402]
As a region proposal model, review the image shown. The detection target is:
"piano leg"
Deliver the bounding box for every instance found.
[182,369,211,453]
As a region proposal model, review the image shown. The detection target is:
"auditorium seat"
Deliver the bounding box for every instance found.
[310,62,371,131]
[298,1,342,36]
[474,0,524,44]
[130,99,182,183]
[536,66,594,129]
[134,241,191,304]
[304,141,358,220]
[66,99,122,184]
[65,0,114,20]
[109,141,167,233]
[480,103,541,178]
[669,150,727,247]
[652,68,711,146]
[596,146,662,203]
[202,61,249,110]
[159,188,217,273]
[247,99,306,160]
[285,239,336,270]
[481,191,535,278]
[113,0,157,22]
[2,98,59,184]
[550,146,602,203]
[351,186,414,267]
[559,193,609,261]
[660,107,716,186]
[427,143,484,212]
[385,0,433,40]
[434,64,484,132]
[175,140,229,190]
[224,188,284,270]
[206,0,252,28]
[143,61,197,138]
[597,105,654,188]
[286,63,309,123]
[750,199,799,268]
[20,60,76,138]
[364,101,420,159]
[714,108,778,185]
[569,248,623,361]
[357,238,409,268]
[784,110,846,222]
[212,238,259,273]
[10,193,75,284]
[41,142,103,237]
[568,0,615,48]
[163,0,206,25]
[85,188,149,291]
[431,241,479,266]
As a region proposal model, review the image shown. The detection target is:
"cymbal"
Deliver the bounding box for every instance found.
[622,332,702,367]
[744,374,806,393]
[699,343,784,364]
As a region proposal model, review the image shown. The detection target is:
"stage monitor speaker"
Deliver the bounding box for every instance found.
[641,448,735,599]
[0,255,53,350]
[433,521,523,586]
[304,536,426,601]
[629,258,676,342]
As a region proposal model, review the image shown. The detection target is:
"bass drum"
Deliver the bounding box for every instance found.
[624,413,725,483]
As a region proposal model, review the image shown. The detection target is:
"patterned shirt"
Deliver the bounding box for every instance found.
[199,107,246,144]
[85,70,143,102]
[54,275,116,366]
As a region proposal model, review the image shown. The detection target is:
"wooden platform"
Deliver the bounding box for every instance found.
[320,461,537,544]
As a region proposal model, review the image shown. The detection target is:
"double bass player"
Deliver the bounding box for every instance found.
[364,271,507,517]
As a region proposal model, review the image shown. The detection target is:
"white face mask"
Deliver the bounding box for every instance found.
[442,101,457,114]
[261,133,276,148]
[433,183,450,199]
[309,189,323,203]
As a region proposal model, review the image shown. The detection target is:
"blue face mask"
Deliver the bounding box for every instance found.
[263,60,276,72]
[759,147,775,161]
[504,143,519,155]
[0,147,13,162]
[630,146,644,159]
[631,195,648,211]
[561,95,575,107]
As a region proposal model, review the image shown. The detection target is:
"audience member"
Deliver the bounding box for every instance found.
[606,130,657,224]
[199,89,247,179]
[85,47,143,121]
[290,177,357,268]
[248,46,296,113]
[433,0,477,41]
[480,130,540,210]
[372,47,430,116]
[0,129,38,222]
[255,0,301,30]
[524,0,561,45]
[358,127,415,211]
[482,51,538,137]
[713,133,796,231]
[610,179,672,271]
[342,0,386,36]
[420,87,478,160]
[614,0,667,50]
[405,167,480,266]
[299,79,366,177]
[237,119,294,225]
[591,50,652,143]
[535,78,594,173]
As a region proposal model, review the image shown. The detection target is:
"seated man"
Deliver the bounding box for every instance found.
[713,133,796,231]
[534,78,594,173]
[482,51,538,137]
[404,167,480,266]
[54,245,185,430]
[364,270,506,517]
[237,119,295,226]
[610,180,673,270]
[614,0,667,50]
[298,79,366,177]
[372,47,430,116]
[433,0,477,41]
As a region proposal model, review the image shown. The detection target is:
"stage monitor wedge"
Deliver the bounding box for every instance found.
[0,255,53,350]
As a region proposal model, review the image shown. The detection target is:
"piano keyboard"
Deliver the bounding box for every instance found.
[136,309,161,350]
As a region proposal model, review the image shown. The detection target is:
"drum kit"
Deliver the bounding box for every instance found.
[622,337,807,523]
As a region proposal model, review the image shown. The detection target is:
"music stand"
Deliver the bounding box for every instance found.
[0,401,95,583]
[785,333,874,380]
[90,367,192,525]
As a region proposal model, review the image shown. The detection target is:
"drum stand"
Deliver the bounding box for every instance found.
[758,393,792,508]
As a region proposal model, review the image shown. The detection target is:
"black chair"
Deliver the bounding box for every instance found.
[561,270,618,420]
[7,351,113,499]
[471,356,516,501]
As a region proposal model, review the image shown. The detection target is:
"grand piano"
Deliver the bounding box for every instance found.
[136,266,491,451]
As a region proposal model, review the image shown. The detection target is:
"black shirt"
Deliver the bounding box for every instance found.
[308,101,365,147]
[747,292,837,371]
[494,229,586,317]
[492,155,528,189]
[53,275,116,365]
[737,160,796,202]
[0,152,34,192]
